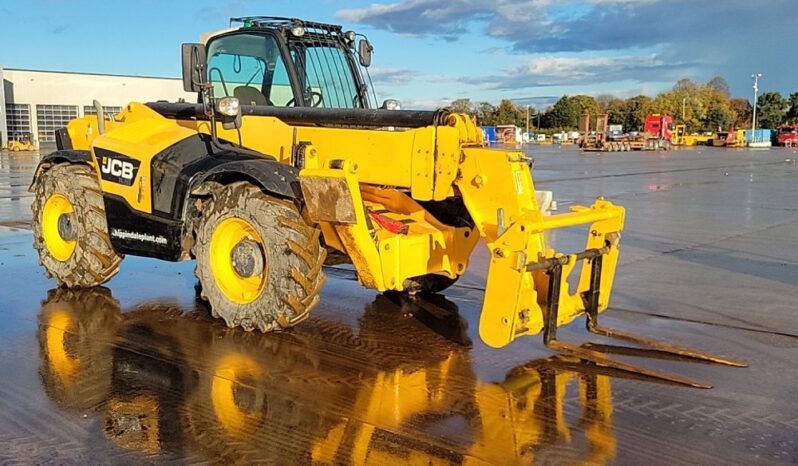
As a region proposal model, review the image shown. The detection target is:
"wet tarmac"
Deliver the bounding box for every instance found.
[0,146,797,464]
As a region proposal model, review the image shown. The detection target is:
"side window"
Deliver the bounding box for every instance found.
[269,59,293,106]
[207,53,265,98]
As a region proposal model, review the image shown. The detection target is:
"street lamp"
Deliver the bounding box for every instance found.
[751,73,762,133]
[682,97,687,121]
[526,105,530,141]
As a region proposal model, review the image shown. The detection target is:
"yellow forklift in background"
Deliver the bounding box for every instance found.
[7,131,37,151]
[671,124,686,146]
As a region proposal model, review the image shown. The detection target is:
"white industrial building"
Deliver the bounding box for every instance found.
[0,67,195,148]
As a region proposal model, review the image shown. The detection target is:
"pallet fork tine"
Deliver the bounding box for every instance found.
[540,252,746,390]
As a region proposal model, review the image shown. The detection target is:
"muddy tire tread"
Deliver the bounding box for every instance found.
[31,163,122,288]
[193,182,326,332]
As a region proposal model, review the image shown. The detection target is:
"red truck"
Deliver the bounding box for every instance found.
[777,125,798,147]
[579,113,675,152]
[643,114,675,144]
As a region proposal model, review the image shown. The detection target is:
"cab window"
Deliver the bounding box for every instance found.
[206,33,295,106]
[290,42,364,108]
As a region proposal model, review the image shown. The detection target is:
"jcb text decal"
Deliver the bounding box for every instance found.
[96,149,141,187]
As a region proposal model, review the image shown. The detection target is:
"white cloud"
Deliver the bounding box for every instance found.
[512,54,665,80]
[337,0,797,96]
[367,67,420,85]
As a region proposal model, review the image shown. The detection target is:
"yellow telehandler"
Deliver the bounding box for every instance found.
[29,16,743,387]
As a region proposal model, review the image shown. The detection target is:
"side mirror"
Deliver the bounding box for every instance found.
[358,39,373,67]
[181,43,207,93]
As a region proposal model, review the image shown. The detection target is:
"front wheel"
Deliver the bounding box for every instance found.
[193,182,326,332]
[31,163,122,287]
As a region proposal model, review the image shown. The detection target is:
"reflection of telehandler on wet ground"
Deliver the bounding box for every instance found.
[40,288,620,465]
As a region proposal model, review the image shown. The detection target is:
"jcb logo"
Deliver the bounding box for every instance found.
[101,157,135,180]
[96,149,140,187]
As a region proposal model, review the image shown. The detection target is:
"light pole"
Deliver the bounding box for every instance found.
[526,105,530,141]
[751,73,762,133]
[681,97,687,121]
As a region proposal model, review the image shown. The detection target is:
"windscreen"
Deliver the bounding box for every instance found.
[206,33,294,106]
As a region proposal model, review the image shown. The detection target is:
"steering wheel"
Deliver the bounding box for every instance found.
[286,91,324,108]
[308,91,324,107]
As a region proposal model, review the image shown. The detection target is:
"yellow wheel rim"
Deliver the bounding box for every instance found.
[46,309,80,384]
[42,194,76,261]
[209,217,267,304]
[211,353,264,434]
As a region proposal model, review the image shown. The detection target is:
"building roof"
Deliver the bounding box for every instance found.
[1,67,181,81]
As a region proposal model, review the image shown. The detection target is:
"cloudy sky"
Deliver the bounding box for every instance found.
[1,0,794,109]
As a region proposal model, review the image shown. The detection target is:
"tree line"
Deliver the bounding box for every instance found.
[450,77,798,133]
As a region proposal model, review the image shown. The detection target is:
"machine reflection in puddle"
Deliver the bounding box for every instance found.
[37,287,633,465]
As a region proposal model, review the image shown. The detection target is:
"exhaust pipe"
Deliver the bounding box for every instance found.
[93,100,105,135]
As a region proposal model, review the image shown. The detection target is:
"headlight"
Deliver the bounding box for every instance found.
[216,97,240,117]
[290,25,305,37]
[344,30,356,42]
[381,99,401,111]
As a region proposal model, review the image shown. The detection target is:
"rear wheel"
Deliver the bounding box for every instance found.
[193,182,326,332]
[31,163,122,287]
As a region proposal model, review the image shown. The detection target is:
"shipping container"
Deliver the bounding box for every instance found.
[480,126,497,143]
[744,129,772,147]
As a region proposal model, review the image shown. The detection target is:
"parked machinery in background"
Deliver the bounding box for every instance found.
[777,124,798,147]
[578,114,674,152]
[712,129,746,148]
[671,124,686,146]
[7,132,37,152]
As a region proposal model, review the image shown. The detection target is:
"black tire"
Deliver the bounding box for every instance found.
[37,287,122,412]
[193,181,326,332]
[31,163,122,287]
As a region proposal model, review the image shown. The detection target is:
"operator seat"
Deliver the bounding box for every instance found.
[234,86,272,106]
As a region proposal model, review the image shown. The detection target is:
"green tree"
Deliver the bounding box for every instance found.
[707,76,731,97]
[541,95,600,129]
[494,99,524,125]
[449,98,473,115]
[651,92,682,122]
[786,92,798,123]
[571,95,601,118]
[605,98,627,126]
[701,91,736,131]
[730,98,752,129]
[756,92,788,129]
[542,96,575,128]
[475,102,497,126]
[514,104,536,129]
[704,105,733,131]
[595,94,618,112]
[622,95,653,131]
[673,78,701,93]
